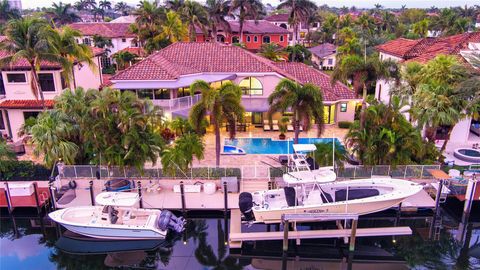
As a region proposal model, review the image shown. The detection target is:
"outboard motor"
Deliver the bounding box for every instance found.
[157,210,186,233]
[239,192,255,221]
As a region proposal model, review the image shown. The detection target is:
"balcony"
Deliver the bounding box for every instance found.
[152,94,201,112]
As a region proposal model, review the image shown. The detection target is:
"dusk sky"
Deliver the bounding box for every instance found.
[24,0,480,9]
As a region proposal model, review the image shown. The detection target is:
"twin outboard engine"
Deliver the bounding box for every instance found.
[157,210,186,233]
[239,192,255,221]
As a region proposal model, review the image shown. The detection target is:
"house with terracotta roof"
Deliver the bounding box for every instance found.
[0,47,104,142]
[265,13,320,44]
[195,20,289,51]
[375,32,480,146]
[69,22,138,66]
[309,43,337,70]
[110,42,358,126]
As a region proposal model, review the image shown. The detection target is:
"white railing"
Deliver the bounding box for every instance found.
[151,94,201,112]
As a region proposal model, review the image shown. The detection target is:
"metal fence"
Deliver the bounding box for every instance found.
[59,164,440,180]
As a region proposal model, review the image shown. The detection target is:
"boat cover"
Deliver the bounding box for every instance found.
[95,192,139,207]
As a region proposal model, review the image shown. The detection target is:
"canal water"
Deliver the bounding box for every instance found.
[1,209,479,270]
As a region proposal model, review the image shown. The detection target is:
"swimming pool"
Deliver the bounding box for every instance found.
[224,138,341,154]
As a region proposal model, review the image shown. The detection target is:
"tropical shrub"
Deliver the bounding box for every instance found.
[0,160,50,181]
[309,141,347,168]
[338,121,352,129]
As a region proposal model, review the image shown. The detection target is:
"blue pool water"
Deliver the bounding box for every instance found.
[224,137,341,154]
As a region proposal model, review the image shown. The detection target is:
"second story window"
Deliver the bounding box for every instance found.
[83,38,91,46]
[239,77,263,96]
[280,35,284,42]
[328,59,333,65]
[262,36,271,44]
[232,36,239,44]
[246,36,251,42]
[6,73,26,83]
[122,38,127,42]
[39,73,55,92]
[254,36,258,42]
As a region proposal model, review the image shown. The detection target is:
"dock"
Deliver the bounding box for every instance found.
[0,182,51,213]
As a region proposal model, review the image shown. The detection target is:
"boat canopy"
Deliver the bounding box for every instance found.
[293,144,317,153]
[95,192,139,207]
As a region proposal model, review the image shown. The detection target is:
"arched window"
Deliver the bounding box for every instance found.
[232,36,240,43]
[279,23,287,29]
[239,77,263,96]
[262,36,271,44]
[217,35,225,43]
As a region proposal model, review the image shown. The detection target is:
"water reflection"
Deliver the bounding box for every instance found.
[1,210,480,270]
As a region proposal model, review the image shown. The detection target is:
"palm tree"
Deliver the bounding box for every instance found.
[268,79,325,144]
[0,139,16,161]
[159,11,188,42]
[161,132,204,175]
[0,18,67,110]
[180,0,209,42]
[46,26,96,88]
[277,0,317,46]
[170,117,193,136]
[98,0,111,20]
[114,2,130,16]
[258,43,287,61]
[229,0,265,42]
[92,7,104,21]
[132,0,166,48]
[31,110,79,167]
[310,141,346,168]
[412,18,430,38]
[189,80,244,166]
[0,0,20,24]
[45,2,81,25]
[205,0,232,43]
[113,51,137,70]
[165,0,185,12]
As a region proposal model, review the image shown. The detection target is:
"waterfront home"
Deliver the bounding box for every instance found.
[69,22,138,67]
[195,20,289,51]
[265,13,320,44]
[0,48,104,142]
[374,32,480,145]
[309,43,337,70]
[110,42,358,125]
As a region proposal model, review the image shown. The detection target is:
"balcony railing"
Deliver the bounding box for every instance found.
[152,94,201,111]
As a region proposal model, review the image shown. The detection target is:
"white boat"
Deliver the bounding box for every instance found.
[49,192,185,240]
[239,178,423,224]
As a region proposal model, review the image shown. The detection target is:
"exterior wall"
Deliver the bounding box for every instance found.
[1,70,64,100]
[233,74,282,99]
[195,33,289,50]
[449,118,471,144]
[73,57,103,90]
[335,101,356,123]
[311,53,337,70]
[78,36,135,56]
[5,109,41,141]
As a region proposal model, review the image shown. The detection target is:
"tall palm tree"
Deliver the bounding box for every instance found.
[189,80,244,166]
[132,0,166,48]
[0,0,20,24]
[205,0,232,42]
[92,7,104,21]
[159,11,188,42]
[45,2,81,26]
[0,18,68,110]
[268,79,324,144]
[113,51,137,70]
[46,26,96,88]
[412,18,430,38]
[114,2,130,16]
[161,132,204,175]
[98,0,111,20]
[180,0,209,42]
[229,0,265,42]
[258,43,287,61]
[278,0,317,46]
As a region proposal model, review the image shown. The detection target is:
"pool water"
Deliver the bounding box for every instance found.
[224,137,341,154]
[459,149,480,157]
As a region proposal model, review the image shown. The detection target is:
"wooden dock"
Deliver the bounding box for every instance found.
[0,182,51,213]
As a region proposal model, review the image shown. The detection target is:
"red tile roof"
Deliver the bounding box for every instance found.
[0,100,55,109]
[101,74,113,88]
[69,23,135,38]
[265,13,289,22]
[196,20,289,35]
[309,43,337,58]
[111,42,356,102]
[375,38,424,58]
[273,62,356,101]
[0,36,6,43]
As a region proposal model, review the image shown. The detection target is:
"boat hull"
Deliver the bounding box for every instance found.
[58,223,166,240]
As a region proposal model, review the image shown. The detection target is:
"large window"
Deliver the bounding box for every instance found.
[154,89,170,99]
[323,105,335,124]
[232,36,239,43]
[177,87,190,98]
[6,73,26,83]
[262,36,271,44]
[39,73,55,92]
[239,77,263,96]
[0,75,5,95]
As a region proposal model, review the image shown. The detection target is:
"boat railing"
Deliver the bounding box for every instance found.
[58,164,441,181]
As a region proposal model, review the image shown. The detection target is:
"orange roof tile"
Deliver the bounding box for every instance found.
[69,23,135,38]
[0,100,54,109]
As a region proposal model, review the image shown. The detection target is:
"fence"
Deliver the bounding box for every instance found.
[59,164,440,181]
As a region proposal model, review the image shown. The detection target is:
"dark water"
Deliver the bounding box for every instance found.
[1,209,480,270]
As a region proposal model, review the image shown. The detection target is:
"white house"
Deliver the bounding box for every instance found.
[308,43,337,70]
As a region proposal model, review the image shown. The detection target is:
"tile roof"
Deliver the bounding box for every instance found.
[273,62,357,101]
[0,36,6,43]
[196,20,289,35]
[308,43,337,58]
[265,13,289,22]
[69,23,135,38]
[375,38,424,58]
[0,100,55,109]
[112,42,355,102]
[100,74,113,88]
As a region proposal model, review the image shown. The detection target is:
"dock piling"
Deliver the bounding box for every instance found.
[137,181,143,208]
[33,182,41,214]
[89,180,95,206]
[282,219,289,252]
[180,181,186,215]
[4,182,13,214]
[462,177,477,224]
[223,181,228,212]
[48,177,56,211]
[349,219,358,252]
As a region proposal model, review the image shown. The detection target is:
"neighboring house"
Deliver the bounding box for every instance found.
[110,42,358,126]
[309,43,337,70]
[69,22,137,66]
[195,20,289,51]
[374,33,480,145]
[0,48,104,142]
[265,13,320,44]
[110,15,137,23]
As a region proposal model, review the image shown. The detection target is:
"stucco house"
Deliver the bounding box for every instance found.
[374,33,480,146]
[110,42,358,127]
[265,13,320,44]
[0,46,104,142]
[309,43,337,70]
[195,20,289,51]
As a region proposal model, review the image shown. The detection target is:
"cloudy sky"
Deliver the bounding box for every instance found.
[23,0,480,9]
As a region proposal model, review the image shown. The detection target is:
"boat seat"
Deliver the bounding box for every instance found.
[335,189,379,202]
[304,189,333,205]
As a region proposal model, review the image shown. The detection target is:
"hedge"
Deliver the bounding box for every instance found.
[0,160,51,181]
[338,121,353,129]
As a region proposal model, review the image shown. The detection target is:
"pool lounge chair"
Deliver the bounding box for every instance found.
[272,120,279,131]
[287,124,294,132]
[263,120,271,131]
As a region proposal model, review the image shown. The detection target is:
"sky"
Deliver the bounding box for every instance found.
[22,0,480,10]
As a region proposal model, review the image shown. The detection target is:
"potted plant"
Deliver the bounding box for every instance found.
[278,117,289,140]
